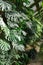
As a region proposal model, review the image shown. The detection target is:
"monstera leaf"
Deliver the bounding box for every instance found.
[10,27,25,45]
[0,0,43,65]
[0,39,10,51]
[0,0,12,11]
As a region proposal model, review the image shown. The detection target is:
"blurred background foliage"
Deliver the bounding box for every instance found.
[0,0,43,65]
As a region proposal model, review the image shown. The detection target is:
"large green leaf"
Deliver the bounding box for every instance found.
[0,39,10,51]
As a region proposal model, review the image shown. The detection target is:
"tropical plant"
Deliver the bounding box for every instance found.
[0,0,43,65]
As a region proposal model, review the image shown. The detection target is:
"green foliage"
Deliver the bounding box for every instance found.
[0,0,43,65]
[0,39,10,51]
[42,1,43,7]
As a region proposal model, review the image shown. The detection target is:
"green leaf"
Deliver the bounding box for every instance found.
[0,39,10,51]
[42,1,43,7]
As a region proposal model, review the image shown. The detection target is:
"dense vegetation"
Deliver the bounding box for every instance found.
[0,0,43,65]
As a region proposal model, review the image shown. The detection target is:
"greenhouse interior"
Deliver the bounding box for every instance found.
[0,0,43,65]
